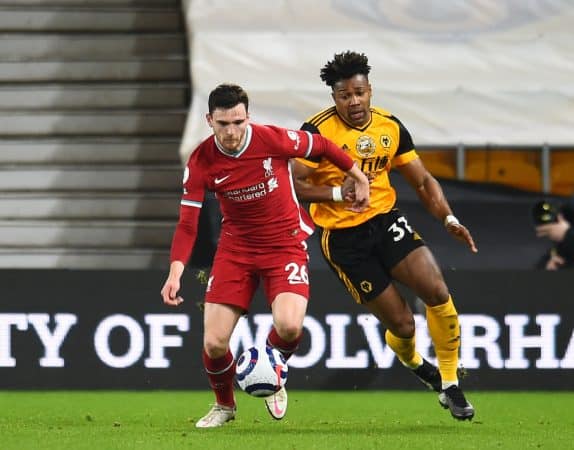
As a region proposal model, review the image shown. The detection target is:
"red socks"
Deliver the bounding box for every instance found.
[203,327,301,407]
[202,349,236,408]
[266,327,301,361]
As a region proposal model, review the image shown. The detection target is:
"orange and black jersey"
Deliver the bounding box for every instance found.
[297,106,419,230]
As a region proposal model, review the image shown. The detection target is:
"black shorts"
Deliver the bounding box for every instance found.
[320,209,425,303]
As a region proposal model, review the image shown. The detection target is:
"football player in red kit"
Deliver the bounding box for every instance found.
[161,83,370,428]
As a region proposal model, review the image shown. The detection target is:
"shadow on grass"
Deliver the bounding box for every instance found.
[196,421,476,436]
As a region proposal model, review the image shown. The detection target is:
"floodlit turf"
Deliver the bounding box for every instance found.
[0,390,572,449]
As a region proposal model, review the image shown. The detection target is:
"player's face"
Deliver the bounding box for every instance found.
[331,74,372,128]
[207,103,250,153]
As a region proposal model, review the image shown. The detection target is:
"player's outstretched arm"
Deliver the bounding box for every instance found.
[398,158,478,253]
[292,159,369,211]
[162,200,202,306]
[291,160,334,202]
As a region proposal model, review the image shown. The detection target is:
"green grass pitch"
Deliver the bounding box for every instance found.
[1,391,572,449]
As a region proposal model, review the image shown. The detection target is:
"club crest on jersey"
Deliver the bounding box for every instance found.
[380,135,392,148]
[263,157,274,177]
[356,135,376,157]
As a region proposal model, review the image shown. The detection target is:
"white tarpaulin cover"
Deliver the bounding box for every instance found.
[181,0,574,160]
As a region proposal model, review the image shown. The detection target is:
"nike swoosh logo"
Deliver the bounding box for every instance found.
[214,175,230,184]
[273,365,285,416]
[273,396,284,416]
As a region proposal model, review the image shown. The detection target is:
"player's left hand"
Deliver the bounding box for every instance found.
[446,222,478,253]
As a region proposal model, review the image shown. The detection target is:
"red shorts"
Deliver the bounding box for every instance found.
[204,242,310,311]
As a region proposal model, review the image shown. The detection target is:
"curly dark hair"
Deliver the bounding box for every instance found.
[320,51,371,88]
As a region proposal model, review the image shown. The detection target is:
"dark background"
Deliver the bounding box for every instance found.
[1,269,572,390]
[198,173,563,272]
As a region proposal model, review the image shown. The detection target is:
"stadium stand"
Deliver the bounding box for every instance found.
[416,149,457,180]
[0,1,571,270]
[465,149,542,193]
[551,150,574,196]
[0,0,188,268]
[419,146,574,196]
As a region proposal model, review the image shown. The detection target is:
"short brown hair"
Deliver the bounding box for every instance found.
[208,84,249,114]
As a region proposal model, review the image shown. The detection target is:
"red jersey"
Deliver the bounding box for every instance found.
[170,123,354,263]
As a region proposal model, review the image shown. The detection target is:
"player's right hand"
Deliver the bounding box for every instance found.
[342,173,376,204]
[161,278,184,306]
[341,176,356,202]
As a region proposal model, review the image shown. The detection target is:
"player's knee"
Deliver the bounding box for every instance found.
[390,316,415,338]
[273,321,302,342]
[420,278,450,306]
[203,335,229,359]
[433,282,450,305]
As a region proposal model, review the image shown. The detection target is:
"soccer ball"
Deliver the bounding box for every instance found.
[235,346,288,397]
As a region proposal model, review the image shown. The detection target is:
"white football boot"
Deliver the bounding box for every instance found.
[195,404,236,428]
[264,386,288,420]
